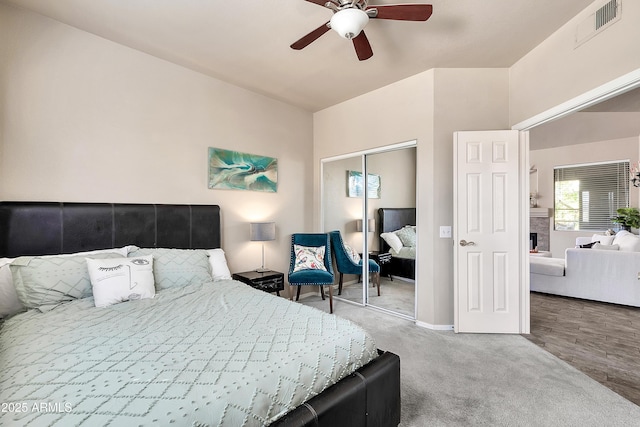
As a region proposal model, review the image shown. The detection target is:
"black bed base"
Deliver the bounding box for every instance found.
[389,257,415,281]
[378,208,416,281]
[273,351,400,427]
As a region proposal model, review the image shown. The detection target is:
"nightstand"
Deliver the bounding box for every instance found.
[369,251,392,280]
[232,270,284,296]
[358,251,393,281]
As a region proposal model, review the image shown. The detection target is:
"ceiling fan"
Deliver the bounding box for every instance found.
[290,0,433,61]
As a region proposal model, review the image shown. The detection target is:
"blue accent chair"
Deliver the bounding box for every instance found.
[288,233,335,313]
[329,230,381,297]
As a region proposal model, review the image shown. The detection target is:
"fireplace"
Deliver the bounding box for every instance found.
[530,215,550,252]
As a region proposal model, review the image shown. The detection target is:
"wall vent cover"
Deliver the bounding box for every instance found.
[575,0,621,48]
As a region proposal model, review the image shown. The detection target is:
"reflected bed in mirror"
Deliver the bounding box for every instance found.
[378,208,416,280]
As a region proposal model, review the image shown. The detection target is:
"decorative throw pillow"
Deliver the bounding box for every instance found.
[87,255,155,307]
[380,232,403,253]
[128,248,213,290]
[0,258,24,318]
[591,234,615,245]
[293,245,327,272]
[578,242,596,249]
[343,244,361,263]
[395,226,416,247]
[206,248,232,281]
[10,253,125,310]
[612,231,640,252]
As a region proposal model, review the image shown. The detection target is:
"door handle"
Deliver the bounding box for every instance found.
[459,239,476,247]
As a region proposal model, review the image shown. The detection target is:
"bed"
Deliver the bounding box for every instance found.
[0,202,400,427]
[378,208,416,281]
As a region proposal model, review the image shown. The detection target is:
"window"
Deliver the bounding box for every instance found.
[554,160,629,231]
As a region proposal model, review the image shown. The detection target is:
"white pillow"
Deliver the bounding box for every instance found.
[86,255,155,307]
[591,234,615,245]
[592,243,620,251]
[0,258,25,319]
[612,231,640,252]
[380,231,403,253]
[343,244,361,263]
[206,249,232,281]
[293,245,327,272]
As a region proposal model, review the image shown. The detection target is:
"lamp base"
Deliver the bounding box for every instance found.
[254,267,271,273]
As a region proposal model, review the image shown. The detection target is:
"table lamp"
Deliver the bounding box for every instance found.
[250,222,276,272]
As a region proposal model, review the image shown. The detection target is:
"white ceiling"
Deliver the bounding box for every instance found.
[1,0,595,112]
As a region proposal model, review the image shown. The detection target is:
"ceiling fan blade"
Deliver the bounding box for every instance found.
[290,22,331,50]
[368,4,433,21]
[305,0,333,6]
[352,31,373,61]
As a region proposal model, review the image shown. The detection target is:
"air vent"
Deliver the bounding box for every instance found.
[596,0,618,29]
[575,0,621,48]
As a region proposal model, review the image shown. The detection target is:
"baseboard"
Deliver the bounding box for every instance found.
[415,320,454,331]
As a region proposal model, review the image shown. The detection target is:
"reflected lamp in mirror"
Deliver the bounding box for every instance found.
[250,222,276,272]
[356,219,375,233]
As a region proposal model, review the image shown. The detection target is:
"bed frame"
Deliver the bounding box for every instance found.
[0,201,400,427]
[378,208,416,280]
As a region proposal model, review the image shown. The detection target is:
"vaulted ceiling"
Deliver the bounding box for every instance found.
[1,0,594,112]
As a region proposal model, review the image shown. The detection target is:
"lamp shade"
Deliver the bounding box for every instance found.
[330,8,369,39]
[356,218,375,232]
[250,222,276,241]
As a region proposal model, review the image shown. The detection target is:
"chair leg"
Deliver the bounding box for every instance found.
[376,272,381,296]
[320,285,325,300]
[296,286,301,301]
[328,283,334,314]
[338,273,344,295]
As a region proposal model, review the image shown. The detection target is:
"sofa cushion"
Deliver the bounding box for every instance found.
[530,257,565,277]
[612,230,640,252]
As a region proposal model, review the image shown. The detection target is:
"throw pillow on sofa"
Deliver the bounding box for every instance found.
[591,234,615,245]
[612,230,640,252]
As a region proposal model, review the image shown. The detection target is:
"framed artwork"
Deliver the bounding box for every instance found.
[347,170,381,199]
[208,147,277,192]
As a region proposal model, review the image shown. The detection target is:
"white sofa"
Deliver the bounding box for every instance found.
[530,231,640,307]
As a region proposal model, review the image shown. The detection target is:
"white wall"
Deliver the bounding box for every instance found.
[0,3,314,288]
[314,68,509,327]
[530,137,640,257]
[510,0,640,125]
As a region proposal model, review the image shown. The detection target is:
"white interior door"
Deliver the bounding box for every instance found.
[453,130,529,333]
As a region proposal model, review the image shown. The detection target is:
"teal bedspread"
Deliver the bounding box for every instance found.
[0,280,378,426]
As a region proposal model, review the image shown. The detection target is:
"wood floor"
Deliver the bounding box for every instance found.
[523,292,640,406]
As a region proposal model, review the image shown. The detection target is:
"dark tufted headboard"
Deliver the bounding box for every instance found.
[378,208,416,253]
[0,202,221,257]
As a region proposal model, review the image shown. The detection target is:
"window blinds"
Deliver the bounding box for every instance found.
[554,160,629,231]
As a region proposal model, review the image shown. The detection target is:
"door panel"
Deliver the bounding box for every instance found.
[454,130,524,333]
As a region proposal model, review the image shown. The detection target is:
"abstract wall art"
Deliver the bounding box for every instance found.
[208,147,278,192]
[347,170,380,199]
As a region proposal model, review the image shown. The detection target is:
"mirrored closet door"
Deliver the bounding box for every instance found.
[321,143,416,318]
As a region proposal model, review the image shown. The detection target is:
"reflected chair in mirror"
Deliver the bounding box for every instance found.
[288,233,335,313]
[329,230,381,297]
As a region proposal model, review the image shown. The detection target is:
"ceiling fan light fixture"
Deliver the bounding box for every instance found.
[330,8,369,39]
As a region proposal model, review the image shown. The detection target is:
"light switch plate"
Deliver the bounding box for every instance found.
[440,226,452,238]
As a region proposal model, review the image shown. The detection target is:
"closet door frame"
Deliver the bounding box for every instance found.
[320,140,417,310]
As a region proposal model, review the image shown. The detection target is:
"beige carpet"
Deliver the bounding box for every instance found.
[337,276,415,317]
[300,297,640,426]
